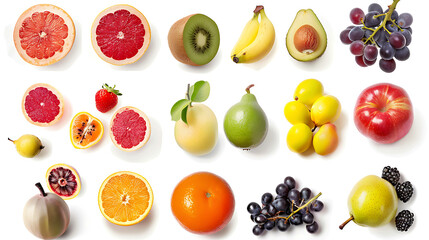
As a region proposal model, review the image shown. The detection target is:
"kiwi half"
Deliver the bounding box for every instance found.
[168,14,220,66]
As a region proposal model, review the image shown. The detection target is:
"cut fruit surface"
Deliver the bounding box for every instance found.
[22,83,64,127]
[168,14,220,66]
[13,4,75,66]
[46,163,81,200]
[70,112,104,149]
[91,4,151,65]
[109,106,151,151]
[98,171,153,226]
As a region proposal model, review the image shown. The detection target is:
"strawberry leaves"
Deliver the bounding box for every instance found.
[171,81,210,124]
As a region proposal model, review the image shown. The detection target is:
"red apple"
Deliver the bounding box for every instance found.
[354,83,413,144]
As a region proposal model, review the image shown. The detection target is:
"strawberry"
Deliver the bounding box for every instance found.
[95,84,122,113]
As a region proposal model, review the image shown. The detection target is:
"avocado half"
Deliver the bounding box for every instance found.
[286,9,327,62]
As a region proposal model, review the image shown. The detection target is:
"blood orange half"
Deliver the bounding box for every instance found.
[91,5,151,65]
[22,83,64,127]
[13,4,75,66]
[46,163,81,200]
[109,106,151,152]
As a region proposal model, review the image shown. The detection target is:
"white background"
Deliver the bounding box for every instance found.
[0,0,425,239]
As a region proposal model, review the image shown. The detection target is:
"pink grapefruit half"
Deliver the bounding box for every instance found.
[91,5,151,65]
[13,4,75,66]
[109,106,151,152]
[22,83,64,127]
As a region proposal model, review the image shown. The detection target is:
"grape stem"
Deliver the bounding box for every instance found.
[363,0,402,45]
[268,192,322,223]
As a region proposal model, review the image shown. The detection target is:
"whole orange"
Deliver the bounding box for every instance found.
[171,171,235,234]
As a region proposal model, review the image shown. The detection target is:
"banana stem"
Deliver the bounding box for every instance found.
[254,5,264,14]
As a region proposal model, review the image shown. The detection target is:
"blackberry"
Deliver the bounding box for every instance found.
[396,181,413,203]
[395,210,414,231]
[381,166,400,186]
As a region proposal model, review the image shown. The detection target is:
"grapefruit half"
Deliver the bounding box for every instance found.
[13,4,75,66]
[91,5,151,65]
[109,106,151,152]
[70,112,104,149]
[22,83,64,127]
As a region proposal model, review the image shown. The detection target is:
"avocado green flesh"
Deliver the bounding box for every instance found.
[286,9,327,62]
[183,14,220,65]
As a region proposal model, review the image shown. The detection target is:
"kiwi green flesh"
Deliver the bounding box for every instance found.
[183,14,220,65]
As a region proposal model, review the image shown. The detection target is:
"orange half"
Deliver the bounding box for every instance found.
[98,171,154,226]
[70,112,104,149]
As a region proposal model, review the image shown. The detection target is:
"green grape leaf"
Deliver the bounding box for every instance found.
[190,81,210,102]
[181,105,189,125]
[170,99,190,121]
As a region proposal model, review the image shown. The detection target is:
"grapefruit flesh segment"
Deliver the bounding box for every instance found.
[91,5,151,65]
[22,83,64,127]
[96,10,145,60]
[14,4,75,66]
[110,106,151,151]
[70,112,104,149]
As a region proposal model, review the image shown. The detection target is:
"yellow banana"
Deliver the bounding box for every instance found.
[233,8,275,64]
[231,13,260,61]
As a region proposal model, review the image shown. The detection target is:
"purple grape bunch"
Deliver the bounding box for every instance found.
[340,0,413,73]
[247,176,324,236]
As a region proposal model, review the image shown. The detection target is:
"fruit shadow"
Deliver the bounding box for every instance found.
[206,215,236,239]
[239,40,278,71]
[103,206,156,236]
[116,25,161,71]
[110,118,162,162]
[243,120,280,157]
[176,48,223,74]
[37,22,82,71]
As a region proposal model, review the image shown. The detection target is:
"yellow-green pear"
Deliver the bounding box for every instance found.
[339,175,398,229]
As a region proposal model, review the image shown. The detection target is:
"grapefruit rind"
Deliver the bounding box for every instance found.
[13,4,75,66]
[70,112,104,149]
[98,171,154,226]
[46,163,81,200]
[91,4,151,66]
[109,106,151,152]
[21,83,64,127]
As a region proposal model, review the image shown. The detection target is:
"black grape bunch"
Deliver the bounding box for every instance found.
[340,0,413,73]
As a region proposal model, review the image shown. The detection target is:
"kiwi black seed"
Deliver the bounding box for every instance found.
[183,14,220,65]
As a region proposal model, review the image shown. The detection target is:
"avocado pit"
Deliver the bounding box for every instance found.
[294,25,320,54]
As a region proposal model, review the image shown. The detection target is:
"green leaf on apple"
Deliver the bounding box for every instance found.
[190,81,210,102]
[170,99,190,121]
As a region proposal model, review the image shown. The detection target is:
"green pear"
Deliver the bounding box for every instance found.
[339,175,398,229]
[223,84,268,149]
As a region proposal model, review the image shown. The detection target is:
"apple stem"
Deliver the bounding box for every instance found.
[186,84,192,107]
[246,84,255,94]
[35,182,47,197]
[339,216,354,230]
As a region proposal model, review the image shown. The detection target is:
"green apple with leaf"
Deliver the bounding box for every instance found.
[171,81,218,156]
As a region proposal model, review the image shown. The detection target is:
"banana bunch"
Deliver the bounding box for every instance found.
[231,6,275,64]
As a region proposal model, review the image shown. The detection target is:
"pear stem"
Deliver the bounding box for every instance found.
[186,84,192,107]
[339,216,354,230]
[35,182,47,197]
[8,138,14,143]
[246,84,255,94]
